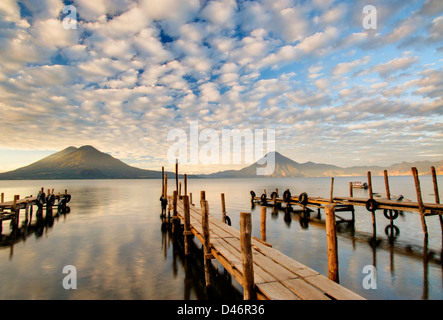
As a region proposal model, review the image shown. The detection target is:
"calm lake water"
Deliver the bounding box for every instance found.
[0,176,442,300]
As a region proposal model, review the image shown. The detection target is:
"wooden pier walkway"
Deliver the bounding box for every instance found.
[0,189,71,234]
[167,194,364,300]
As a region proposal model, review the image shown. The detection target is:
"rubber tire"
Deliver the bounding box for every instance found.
[298,192,308,205]
[365,199,378,212]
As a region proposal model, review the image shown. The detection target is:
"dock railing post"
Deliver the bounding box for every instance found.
[161,166,164,196]
[367,171,376,234]
[384,170,391,200]
[325,203,339,283]
[261,206,266,243]
[412,167,428,236]
[240,212,255,300]
[172,191,178,234]
[201,200,212,288]
[184,174,187,197]
[431,166,442,236]
[183,195,191,256]
[175,159,178,193]
[221,193,226,223]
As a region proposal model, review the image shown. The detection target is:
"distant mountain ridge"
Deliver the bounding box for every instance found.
[0,147,441,180]
[200,151,443,178]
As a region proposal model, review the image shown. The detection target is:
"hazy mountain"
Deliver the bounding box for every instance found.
[200,152,443,178]
[0,145,166,180]
[0,147,441,180]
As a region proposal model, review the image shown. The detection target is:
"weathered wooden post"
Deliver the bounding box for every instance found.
[179,182,182,199]
[384,170,391,200]
[161,166,164,196]
[261,206,266,243]
[330,177,335,202]
[431,166,442,234]
[172,191,178,234]
[12,195,19,229]
[183,195,191,255]
[221,193,226,223]
[412,167,428,236]
[367,171,376,233]
[190,192,193,206]
[201,200,212,287]
[325,203,339,283]
[200,190,206,204]
[349,182,353,197]
[272,192,277,207]
[184,174,187,197]
[240,212,255,300]
[175,159,179,193]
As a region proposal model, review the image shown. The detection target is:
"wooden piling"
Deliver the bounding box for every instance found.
[172,190,178,233]
[201,190,206,204]
[367,171,373,200]
[12,195,19,228]
[330,177,334,202]
[412,167,428,236]
[184,174,187,196]
[261,206,266,243]
[201,200,212,287]
[325,203,339,283]
[161,166,164,196]
[384,170,391,200]
[240,212,255,300]
[183,195,191,255]
[221,193,226,223]
[175,159,179,193]
[190,192,193,206]
[349,182,353,197]
[431,166,443,235]
[367,171,376,233]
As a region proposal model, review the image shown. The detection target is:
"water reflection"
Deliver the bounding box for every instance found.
[0,205,71,259]
[160,216,242,300]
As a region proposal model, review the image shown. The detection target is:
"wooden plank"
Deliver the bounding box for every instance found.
[256,282,301,300]
[282,278,330,300]
[303,274,365,300]
[250,240,320,278]
[252,252,299,282]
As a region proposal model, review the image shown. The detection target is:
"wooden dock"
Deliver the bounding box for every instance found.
[0,188,71,234]
[165,192,364,300]
[251,167,443,237]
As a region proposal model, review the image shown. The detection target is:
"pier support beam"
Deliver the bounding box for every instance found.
[261,206,266,243]
[221,193,226,224]
[201,200,212,288]
[183,195,191,256]
[325,204,339,283]
[240,212,255,300]
[412,167,428,236]
[431,166,442,236]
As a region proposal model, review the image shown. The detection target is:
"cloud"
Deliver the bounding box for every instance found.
[332,56,371,76]
[372,55,419,78]
[0,0,442,171]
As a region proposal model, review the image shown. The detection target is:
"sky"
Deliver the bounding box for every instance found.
[0,0,442,174]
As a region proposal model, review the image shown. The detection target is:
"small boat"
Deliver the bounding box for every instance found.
[351,181,368,189]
